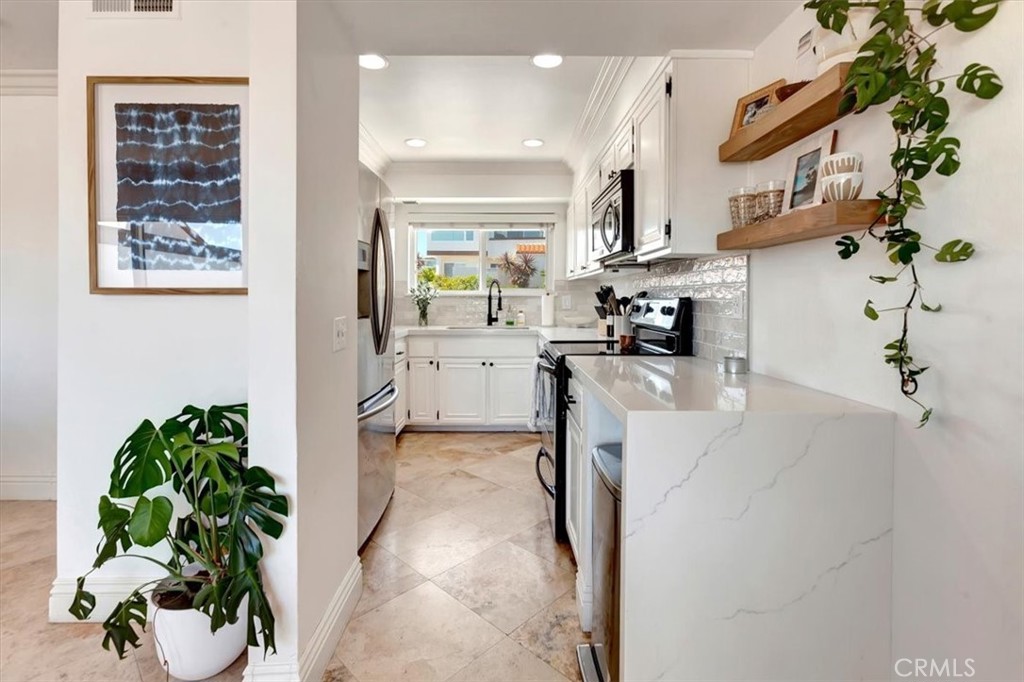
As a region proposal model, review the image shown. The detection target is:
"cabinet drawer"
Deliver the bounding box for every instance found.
[437,336,535,358]
[407,337,435,358]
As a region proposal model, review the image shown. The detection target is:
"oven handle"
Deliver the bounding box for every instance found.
[538,359,557,375]
[535,448,556,498]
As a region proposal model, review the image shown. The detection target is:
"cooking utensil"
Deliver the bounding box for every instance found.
[594,305,608,320]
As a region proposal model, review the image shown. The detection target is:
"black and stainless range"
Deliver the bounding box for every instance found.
[535,297,693,541]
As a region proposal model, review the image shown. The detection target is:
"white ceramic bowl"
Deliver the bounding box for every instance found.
[821,152,863,177]
[821,172,864,202]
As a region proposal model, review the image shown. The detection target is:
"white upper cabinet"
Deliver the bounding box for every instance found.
[573,185,590,275]
[564,200,577,280]
[614,122,634,171]
[598,147,615,188]
[633,70,672,258]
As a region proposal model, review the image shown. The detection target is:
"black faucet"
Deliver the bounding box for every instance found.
[486,281,503,326]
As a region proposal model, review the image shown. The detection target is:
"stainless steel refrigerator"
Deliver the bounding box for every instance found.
[356,162,396,547]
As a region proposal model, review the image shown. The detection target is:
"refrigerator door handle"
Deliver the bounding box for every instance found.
[379,208,394,353]
[358,381,398,422]
[370,208,392,355]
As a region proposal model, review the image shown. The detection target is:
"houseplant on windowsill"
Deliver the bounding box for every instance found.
[69,403,288,681]
[411,280,439,326]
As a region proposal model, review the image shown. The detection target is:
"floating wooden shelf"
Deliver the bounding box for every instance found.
[719,63,852,163]
[717,200,882,250]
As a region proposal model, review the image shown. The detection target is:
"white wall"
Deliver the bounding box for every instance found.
[385,161,571,202]
[50,0,248,606]
[747,5,1023,680]
[0,76,58,499]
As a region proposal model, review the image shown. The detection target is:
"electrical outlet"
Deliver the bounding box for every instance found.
[333,317,347,352]
[561,295,572,310]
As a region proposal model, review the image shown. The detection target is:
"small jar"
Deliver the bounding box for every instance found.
[729,186,758,228]
[756,180,786,220]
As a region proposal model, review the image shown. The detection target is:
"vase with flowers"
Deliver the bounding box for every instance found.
[411,281,438,326]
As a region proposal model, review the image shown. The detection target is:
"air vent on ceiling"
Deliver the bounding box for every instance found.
[91,0,178,17]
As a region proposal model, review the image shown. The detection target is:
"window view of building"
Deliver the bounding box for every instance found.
[413,226,548,291]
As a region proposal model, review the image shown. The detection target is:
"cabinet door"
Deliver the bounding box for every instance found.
[438,358,488,424]
[634,76,670,255]
[407,358,437,423]
[598,147,615,186]
[394,359,408,433]
[564,200,577,279]
[565,411,583,560]
[487,358,533,425]
[573,187,590,275]
[614,123,634,170]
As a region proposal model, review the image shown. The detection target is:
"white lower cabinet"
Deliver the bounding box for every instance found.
[565,409,583,559]
[394,356,407,434]
[407,358,438,424]
[438,358,488,425]
[488,358,534,424]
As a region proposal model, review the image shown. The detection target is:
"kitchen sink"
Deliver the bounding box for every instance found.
[445,325,531,330]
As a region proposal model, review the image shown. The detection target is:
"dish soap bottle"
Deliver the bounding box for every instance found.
[505,307,515,326]
[516,309,526,327]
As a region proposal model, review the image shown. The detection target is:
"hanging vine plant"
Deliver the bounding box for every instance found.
[804,0,1003,426]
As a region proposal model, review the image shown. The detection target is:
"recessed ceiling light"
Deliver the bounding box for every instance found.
[405,138,428,148]
[530,54,563,69]
[359,54,389,70]
[522,138,545,148]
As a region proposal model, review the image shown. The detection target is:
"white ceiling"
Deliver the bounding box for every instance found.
[360,56,606,162]
[0,0,57,70]
[335,0,801,56]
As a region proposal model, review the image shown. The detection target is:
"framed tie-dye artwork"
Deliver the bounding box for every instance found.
[87,76,248,294]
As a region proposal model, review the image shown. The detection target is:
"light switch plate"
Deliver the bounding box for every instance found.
[561,295,573,310]
[333,317,347,352]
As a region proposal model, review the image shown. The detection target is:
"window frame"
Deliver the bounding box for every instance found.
[409,221,552,296]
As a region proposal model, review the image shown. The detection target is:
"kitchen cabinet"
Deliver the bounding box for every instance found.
[564,200,576,280]
[395,354,408,434]
[614,122,634,171]
[598,147,615,187]
[438,359,488,424]
[572,186,590,276]
[407,358,437,424]
[633,71,671,258]
[488,358,534,424]
[565,405,583,560]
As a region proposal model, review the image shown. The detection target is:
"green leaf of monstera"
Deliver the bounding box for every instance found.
[127,495,173,547]
[928,137,962,176]
[109,420,175,498]
[69,576,97,620]
[957,63,1003,99]
[100,592,147,660]
[864,300,880,320]
[807,0,851,33]
[945,0,999,31]
[870,274,899,284]
[836,235,861,259]
[95,496,133,567]
[921,0,945,26]
[899,179,926,209]
[935,239,975,262]
[891,144,932,179]
[888,240,922,265]
[222,466,289,575]
[918,407,934,428]
[227,567,278,652]
[921,301,943,312]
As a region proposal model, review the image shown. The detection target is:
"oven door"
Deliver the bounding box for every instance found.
[535,356,558,494]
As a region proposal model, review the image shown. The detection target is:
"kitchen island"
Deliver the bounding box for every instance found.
[566,354,894,681]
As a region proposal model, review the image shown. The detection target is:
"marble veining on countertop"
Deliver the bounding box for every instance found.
[566,354,890,418]
[395,325,604,342]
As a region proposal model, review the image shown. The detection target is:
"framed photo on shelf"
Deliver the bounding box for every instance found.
[782,129,838,213]
[730,79,786,136]
[87,76,249,295]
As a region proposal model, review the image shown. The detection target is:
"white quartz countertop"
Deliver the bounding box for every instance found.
[395,325,603,342]
[567,354,888,420]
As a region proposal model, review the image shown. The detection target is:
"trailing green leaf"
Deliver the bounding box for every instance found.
[836,235,861,259]
[870,274,899,283]
[935,239,975,262]
[921,301,943,312]
[864,300,881,320]
[957,63,1003,99]
[100,592,147,659]
[95,496,132,567]
[69,576,96,620]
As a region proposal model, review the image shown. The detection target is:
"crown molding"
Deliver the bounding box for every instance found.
[0,70,58,96]
[359,123,392,178]
[564,56,635,173]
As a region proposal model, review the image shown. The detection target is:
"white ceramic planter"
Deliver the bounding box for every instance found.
[152,598,247,681]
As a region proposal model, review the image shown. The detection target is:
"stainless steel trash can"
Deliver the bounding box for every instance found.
[577,443,622,682]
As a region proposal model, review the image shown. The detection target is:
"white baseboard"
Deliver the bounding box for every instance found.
[1,474,56,500]
[49,574,155,623]
[576,573,593,634]
[242,557,362,682]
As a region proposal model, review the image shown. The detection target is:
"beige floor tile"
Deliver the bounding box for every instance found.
[462,455,538,489]
[433,542,574,634]
[353,541,426,618]
[489,434,541,454]
[402,469,503,509]
[373,511,504,577]
[447,638,569,682]
[448,487,548,538]
[370,487,444,538]
[507,521,576,573]
[395,453,453,486]
[322,653,360,682]
[335,582,503,682]
[511,591,590,682]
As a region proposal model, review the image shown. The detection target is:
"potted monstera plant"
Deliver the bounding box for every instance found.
[69,403,288,681]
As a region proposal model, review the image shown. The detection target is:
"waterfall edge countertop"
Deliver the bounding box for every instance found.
[566,354,888,421]
[395,325,605,342]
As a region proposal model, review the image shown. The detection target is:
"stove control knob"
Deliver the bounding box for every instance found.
[644,304,654,314]
[660,306,675,316]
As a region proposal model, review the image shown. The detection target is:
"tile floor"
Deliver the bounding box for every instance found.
[324,432,587,682]
[0,432,586,682]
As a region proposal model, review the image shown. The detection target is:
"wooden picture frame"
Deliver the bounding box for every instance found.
[87,76,249,295]
[730,79,786,137]
[782,129,838,213]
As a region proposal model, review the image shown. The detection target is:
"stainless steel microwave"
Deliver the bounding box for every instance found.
[591,170,634,262]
